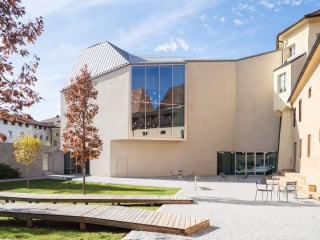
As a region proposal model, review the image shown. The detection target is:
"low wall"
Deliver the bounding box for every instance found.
[0,143,64,178]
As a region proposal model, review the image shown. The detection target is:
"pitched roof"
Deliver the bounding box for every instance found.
[288,36,320,103]
[68,42,186,84]
[276,9,320,47]
[41,115,61,127]
[69,42,131,80]
[305,9,320,18]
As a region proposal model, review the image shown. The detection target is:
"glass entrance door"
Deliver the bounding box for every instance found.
[217,151,277,175]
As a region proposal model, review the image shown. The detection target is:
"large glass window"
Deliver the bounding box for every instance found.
[247,152,255,172]
[236,152,246,172]
[218,151,277,175]
[131,64,185,139]
[217,152,235,175]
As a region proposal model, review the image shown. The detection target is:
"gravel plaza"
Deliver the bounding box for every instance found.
[79,175,320,240]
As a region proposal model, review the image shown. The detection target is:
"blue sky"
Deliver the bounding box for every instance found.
[21,0,320,120]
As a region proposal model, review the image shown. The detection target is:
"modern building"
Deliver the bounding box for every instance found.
[62,10,320,189]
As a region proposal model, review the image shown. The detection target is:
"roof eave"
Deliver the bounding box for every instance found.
[276,9,320,48]
[288,36,320,103]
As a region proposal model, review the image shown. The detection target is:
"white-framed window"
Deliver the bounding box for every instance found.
[288,44,295,58]
[278,73,286,93]
[55,132,59,137]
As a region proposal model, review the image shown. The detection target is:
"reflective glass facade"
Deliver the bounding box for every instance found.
[217,151,278,175]
[131,65,185,139]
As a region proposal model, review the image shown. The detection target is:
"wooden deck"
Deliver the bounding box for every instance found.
[0,192,193,205]
[0,203,210,235]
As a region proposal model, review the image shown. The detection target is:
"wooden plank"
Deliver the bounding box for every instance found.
[128,208,148,224]
[162,212,172,227]
[150,212,164,226]
[178,216,186,230]
[0,192,193,205]
[185,215,191,228]
[141,210,158,225]
[109,206,133,221]
[0,203,209,236]
[167,213,178,228]
[157,212,169,227]
[172,214,181,229]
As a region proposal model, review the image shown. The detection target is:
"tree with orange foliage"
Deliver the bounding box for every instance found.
[0,0,43,140]
[62,65,102,194]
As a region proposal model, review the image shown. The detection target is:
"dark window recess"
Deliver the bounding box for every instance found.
[142,131,148,136]
[160,130,166,134]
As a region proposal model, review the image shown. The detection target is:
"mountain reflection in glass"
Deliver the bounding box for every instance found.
[131,65,185,139]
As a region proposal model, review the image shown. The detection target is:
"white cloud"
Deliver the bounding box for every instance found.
[200,14,208,21]
[23,0,76,18]
[23,0,119,17]
[282,0,302,6]
[155,41,177,52]
[233,19,243,26]
[259,0,303,10]
[259,0,275,9]
[237,3,256,12]
[193,46,209,53]
[220,16,225,22]
[176,38,189,51]
[154,38,189,53]
[115,0,219,50]
[203,23,214,33]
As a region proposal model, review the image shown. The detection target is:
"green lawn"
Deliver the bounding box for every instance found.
[0,179,180,240]
[0,179,179,195]
[0,217,126,240]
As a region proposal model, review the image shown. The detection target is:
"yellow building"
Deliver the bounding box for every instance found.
[273,10,320,190]
[62,10,320,189]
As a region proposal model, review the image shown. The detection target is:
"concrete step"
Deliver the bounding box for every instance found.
[279,172,319,200]
[284,172,306,183]
[298,190,320,200]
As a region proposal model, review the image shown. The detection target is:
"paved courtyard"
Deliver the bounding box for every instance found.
[81,175,320,240]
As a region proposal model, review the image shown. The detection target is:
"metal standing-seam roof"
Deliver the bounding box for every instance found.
[67,41,187,85]
[68,41,133,82]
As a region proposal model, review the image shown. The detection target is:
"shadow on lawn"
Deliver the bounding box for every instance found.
[0,179,176,194]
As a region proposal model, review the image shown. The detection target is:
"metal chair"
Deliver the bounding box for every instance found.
[271,176,280,197]
[279,181,298,202]
[255,179,273,201]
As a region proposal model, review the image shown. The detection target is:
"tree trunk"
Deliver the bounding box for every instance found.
[26,164,29,188]
[82,160,86,194]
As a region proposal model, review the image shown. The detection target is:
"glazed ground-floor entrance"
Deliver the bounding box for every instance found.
[217,151,278,175]
[64,152,90,175]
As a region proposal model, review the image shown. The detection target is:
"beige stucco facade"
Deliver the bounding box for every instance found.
[61,10,320,183]
[62,51,282,177]
[289,37,320,190]
[273,11,320,190]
